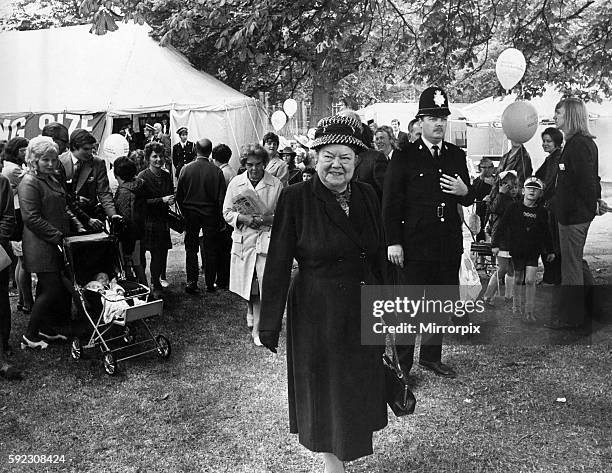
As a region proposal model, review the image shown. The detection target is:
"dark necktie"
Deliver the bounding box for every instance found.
[432,145,439,159]
[73,160,81,182]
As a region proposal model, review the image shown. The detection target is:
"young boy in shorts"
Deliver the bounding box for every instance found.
[492,177,555,322]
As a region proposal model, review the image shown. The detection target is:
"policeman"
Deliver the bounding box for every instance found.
[172,126,196,178]
[382,86,474,378]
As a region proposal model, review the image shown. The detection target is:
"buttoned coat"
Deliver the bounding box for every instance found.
[259,176,387,461]
[18,172,71,273]
[383,138,474,262]
[59,153,115,217]
[172,141,196,177]
[223,171,283,300]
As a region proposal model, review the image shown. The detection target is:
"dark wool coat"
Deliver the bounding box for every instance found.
[552,134,600,225]
[353,148,388,202]
[18,172,71,273]
[259,175,388,462]
[382,138,474,262]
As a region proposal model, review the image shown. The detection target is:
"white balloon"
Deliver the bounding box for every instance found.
[102,133,129,164]
[496,48,526,91]
[501,101,539,144]
[283,98,298,118]
[271,111,287,131]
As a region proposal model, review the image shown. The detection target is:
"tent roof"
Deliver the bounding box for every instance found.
[0,22,257,116]
[459,88,612,123]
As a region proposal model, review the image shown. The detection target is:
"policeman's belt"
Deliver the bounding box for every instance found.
[406,201,448,219]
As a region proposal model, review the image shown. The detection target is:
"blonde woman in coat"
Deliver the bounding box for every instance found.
[223,144,283,346]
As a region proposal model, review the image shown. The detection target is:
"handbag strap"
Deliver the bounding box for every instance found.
[385,267,406,379]
[388,332,405,379]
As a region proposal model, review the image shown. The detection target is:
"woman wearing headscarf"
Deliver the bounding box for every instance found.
[259,115,387,473]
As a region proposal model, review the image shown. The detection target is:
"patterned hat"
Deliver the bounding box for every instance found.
[416,86,451,118]
[145,123,155,132]
[311,115,367,152]
[524,176,545,190]
[176,127,188,135]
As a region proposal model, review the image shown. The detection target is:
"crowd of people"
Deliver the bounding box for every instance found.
[0,91,609,473]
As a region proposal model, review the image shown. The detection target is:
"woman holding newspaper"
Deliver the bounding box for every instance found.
[223,144,283,346]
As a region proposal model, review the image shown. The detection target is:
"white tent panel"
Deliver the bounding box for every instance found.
[0,22,258,115]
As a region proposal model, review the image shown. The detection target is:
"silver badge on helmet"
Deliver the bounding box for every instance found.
[433,90,445,107]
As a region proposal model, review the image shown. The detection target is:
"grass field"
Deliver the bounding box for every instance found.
[1,241,611,472]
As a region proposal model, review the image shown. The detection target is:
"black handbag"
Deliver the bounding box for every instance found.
[167,204,185,233]
[383,335,416,417]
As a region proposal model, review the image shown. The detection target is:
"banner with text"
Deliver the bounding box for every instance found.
[0,112,107,142]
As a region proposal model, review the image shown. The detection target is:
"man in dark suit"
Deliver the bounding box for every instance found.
[383,86,474,379]
[338,110,389,201]
[176,139,227,294]
[172,127,196,178]
[391,119,410,150]
[59,129,118,231]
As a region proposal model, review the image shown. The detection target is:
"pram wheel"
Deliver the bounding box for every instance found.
[155,335,171,359]
[70,337,81,360]
[103,351,117,375]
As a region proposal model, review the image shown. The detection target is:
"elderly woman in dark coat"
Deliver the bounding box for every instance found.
[138,142,174,300]
[259,116,387,473]
[18,137,76,349]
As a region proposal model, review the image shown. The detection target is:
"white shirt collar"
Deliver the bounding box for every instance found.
[421,136,443,156]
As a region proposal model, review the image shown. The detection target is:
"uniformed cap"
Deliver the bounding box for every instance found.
[416,86,451,118]
[279,146,296,156]
[311,115,368,152]
[145,123,155,132]
[524,176,545,190]
[177,127,188,135]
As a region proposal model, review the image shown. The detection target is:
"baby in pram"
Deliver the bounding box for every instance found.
[85,272,136,324]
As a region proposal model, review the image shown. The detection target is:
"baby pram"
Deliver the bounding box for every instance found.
[64,232,170,375]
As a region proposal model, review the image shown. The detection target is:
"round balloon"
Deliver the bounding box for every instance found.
[271,110,287,131]
[496,48,526,91]
[283,98,298,117]
[501,101,539,144]
[102,133,129,164]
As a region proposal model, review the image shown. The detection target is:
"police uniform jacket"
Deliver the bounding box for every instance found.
[172,141,196,176]
[382,138,474,262]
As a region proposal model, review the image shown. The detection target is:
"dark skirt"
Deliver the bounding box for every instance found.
[142,216,172,251]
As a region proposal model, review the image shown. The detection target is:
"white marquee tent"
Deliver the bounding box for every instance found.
[0,22,267,168]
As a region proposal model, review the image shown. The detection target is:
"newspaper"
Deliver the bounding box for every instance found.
[231,188,266,216]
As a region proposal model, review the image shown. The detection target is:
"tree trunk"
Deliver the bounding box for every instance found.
[310,77,336,127]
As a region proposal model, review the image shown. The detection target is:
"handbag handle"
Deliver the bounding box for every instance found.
[387,332,405,379]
